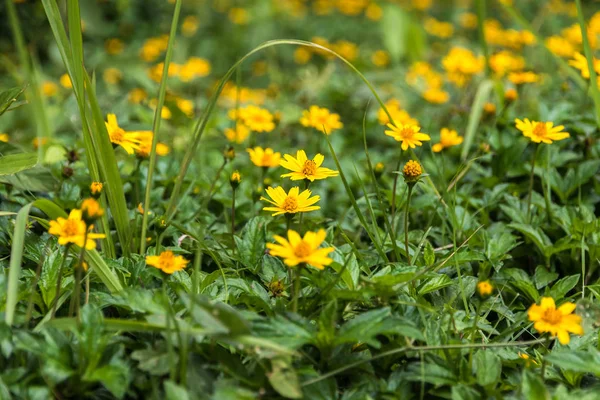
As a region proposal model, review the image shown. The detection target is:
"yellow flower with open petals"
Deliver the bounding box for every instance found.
[515,118,569,144]
[134,131,170,158]
[261,187,320,216]
[267,229,334,270]
[377,99,418,126]
[432,128,463,152]
[300,105,343,134]
[508,71,540,85]
[280,150,338,182]
[234,105,275,133]
[224,124,250,144]
[528,297,583,344]
[105,114,145,154]
[385,123,430,150]
[48,209,105,250]
[146,250,188,274]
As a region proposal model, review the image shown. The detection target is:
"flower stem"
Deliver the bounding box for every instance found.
[292,266,302,313]
[526,144,540,223]
[231,188,236,243]
[391,153,403,231]
[69,230,88,321]
[51,244,71,318]
[405,184,414,264]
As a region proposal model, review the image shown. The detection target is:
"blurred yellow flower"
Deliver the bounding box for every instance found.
[105,38,124,55]
[146,250,188,274]
[267,229,334,270]
[459,12,478,29]
[105,114,144,154]
[228,7,249,24]
[90,182,103,196]
[365,3,382,21]
[442,47,484,87]
[41,81,58,97]
[489,51,525,77]
[148,62,180,83]
[528,297,583,345]
[477,280,493,296]
[81,198,104,222]
[545,36,576,58]
[261,186,320,216]
[411,0,432,10]
[128,88,148,104]
[371,50,390,67]
[377,99,418,126]
[182,15,199,37]
[179,57,211,82]
[280,150,339,182]
[247,146,281,167]
[508,71,540,85]
[48,209,105,250]
[175,98,194,117]
[336,0,367,16]
[432,128,463,152]
[32,137,48,149]
[0,133,9,142]
[384,123,430,150]
[60,73,72,89]
[569,52,600,79]
[294,47,312,64]
[515,118,569,144]
[139,35,169,62]
[333,40,358,61]
[103,67,122,85]
[149,100,172,120]
[424,18,454,39]
[300,105,343,134]
[483,103,496,115]
[234,105,275,132]
[423,88,449,104]
[224,124,250,143]
[134,131,170,158]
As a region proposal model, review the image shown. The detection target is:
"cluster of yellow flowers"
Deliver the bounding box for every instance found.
[484,19,536,50]
[442,47,485,87]
[220,82,267,107]
[300,105,343,134]
[406,62,449,104]
[229,105,276,133]
[147,57,211,83]
[546,12,600,60]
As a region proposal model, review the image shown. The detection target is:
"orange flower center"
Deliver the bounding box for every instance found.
[532,122,547,138]
[261,155,273,165]
[110,128,125,143]
[302,160,317,176]
[282,196,298,212]
[294,241,311,258]
[541,308,562,325]
[63,219,80,237]
[400,127,416,139]
[158,251,175,270]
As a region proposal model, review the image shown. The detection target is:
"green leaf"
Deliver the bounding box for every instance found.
[424,241,435,267]
[474,350,501,386]
[546,350,600,376]
[165,381,190,400]
[509,223,552,256]
[0,153,37,176]
[132,348,175,376]
[548,275,580,299]
[235,217,268,273]
[452,384,480,400]
[267,357,302,399]
[0,86,26,116]
[522,370,550,400]
[534,266,559,290]
[501,268,539,301]
[86,363,130,399]
[418,274,453,295]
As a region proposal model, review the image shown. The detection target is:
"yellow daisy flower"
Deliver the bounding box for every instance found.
[384,123,430,150]
[247,147,281,168]
[432,128,463,152]
[146,250,188,274]
[48,209,106,250]
[476,280,493,296]
[260,186,320,216]
[280,150,339,182]
[266,229,334,270]
[299,105,343,134]
[515,118,570,144]
[105,114,145,154]
[224,124,250,144]
[134,131,170,158]
[528,297,583,345]
[234,105,275,133]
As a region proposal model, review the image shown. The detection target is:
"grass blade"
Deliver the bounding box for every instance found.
[140,0,183,254]
[5,203,33,326]
[460,80,494,161]
[575,0,600,128]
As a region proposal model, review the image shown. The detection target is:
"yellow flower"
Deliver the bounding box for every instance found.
[442,47,484,87]
[377,99,418,126]
[182,15,199,37]
[32,137,48,149]
[261,186,320,216]
[148,62,180,83]
[483,103,496,114]
[424,18,454,39]
[518,352,539,367]
[134,131,170,158]
[60,73,72,89]
[505,88,518,102]
[230,170,241,185]
[384,123,430,150]
[489,51,525,77]
[402,160,422,182]
[432,128,463,152]
[81,198,104,221]
[0,133,9,142]
[267,229,334,270]
[333,40,358,61]
[300,105,343,134]
[294,47,312,64]
[545,36,576,58]
[228,7,249,24]
[103,67,122,85]
[411,0,432,10]
[508,71,540,85]
[280,150,339,182]
[105,38,124,55]
[365,3,382,21]
[48,209,105,250]
[148,100,172,120]
[139,35,169,62]
[459,12,478,29]
[41,81,58,97]
[528,297,583,345]
[90,182,103,196]
[247,147,281,168]
[569,52,600,79]
[423,88,449,104]
[224,124,250,144]
[371,50,390,67]
[175,98,194,117]
[476,280,493,296]
[146,250,188,274]
[128,88,148,104]
[515,118,570,144]
[235,105,275,133]
[105,114,145,154]
[179,57,211,82]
